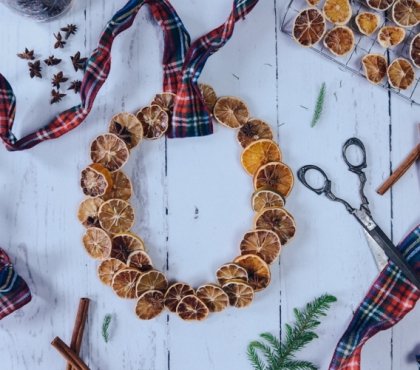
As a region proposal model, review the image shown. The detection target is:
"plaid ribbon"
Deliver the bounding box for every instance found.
[0,248,31,320]
[0,0,259,151]
[329,225,420,370]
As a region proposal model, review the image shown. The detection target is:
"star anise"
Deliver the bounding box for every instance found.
[71,51,87,72]
[50,89,66,104]
[28,61,42,79]
[44,55,62,66]
[17,48,35,60]
[68,80,82,94]
[54,32,66,49]
[61,24,78,39]
[51,72,68,89]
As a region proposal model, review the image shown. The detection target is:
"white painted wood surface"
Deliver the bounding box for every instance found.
[0,0,419,369]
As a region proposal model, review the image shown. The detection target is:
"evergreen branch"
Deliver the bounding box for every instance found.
[102,314,112,343]
[247,343,268,370]
[281,360,318,370]
[250,340,279,368]
[310,83,326,127]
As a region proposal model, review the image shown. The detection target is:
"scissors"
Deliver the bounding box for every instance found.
[297,137,420,291]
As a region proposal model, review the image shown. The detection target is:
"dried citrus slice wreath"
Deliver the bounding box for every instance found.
[78,85,296,321]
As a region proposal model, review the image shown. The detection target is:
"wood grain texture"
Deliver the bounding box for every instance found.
[0,0,418,369]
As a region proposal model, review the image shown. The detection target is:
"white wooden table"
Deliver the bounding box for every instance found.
[0,1,419,369]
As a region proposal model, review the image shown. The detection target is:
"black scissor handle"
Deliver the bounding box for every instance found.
[297,165,332,195]
[342,137,367,172]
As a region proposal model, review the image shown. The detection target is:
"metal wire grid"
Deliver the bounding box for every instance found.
[281,0,420,106]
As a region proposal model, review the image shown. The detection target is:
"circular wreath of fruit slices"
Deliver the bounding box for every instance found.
[78,85,296,321]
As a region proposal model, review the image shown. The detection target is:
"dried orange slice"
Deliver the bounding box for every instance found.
[237,119,273,149]
[233,255,271,292]
[254,207,297,245]
[410,33,420,67]
[97,258,126,286]
[307,0,320,5]
[111,268,141,299]
[241,139,282,176]
[222,280,254,308]
[324,26,355,56]
[240,229,281,264]
[362,54,388,85]
[213,97,249,128]
[111,232,145,262]
[251,189,285,212]
[293,8,326,47]
[392,0,420,27]
[136,270,168,296]
[216,263,248,285]
[135,290,165,320]
[91,133,129,172]
[387,58,415,90]
[151,92,176,114]
[367,0,395,10]
[136,105,169,140]
[98,199,135,234]
[82,227,112,260]
[108,112,143,150]
[80,163,113,198]
[355,12,381,36]
[323,0,352,25]
[199,84,218,113]
[127,250,153,272]
[176,295,209,321]
[164,283,195,312]
[78,197,104,228]
[101,171,132,201]
[253,162,294,197]
[196,284,229,313]
[378,26,406,48]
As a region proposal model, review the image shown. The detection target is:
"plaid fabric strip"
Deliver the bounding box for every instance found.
[170,0,260,138]
[0,248,31,320]
[329,225,420,370]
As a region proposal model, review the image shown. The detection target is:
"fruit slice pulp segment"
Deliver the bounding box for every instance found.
[255,207,297,245]
[356,12,380,35]
[83,227,112,260]
[237,119,273,149]
[108,112,143,150]
[367,0,395,10]
[241,139,282,176]
[136,270,168,296]
[164,283,195,312]
[216,263,249,285]
[240,229,282,264]
[111,268,141,299]
[254,162,294,197]
[233,254,271,292]
[196,284,229,313]
[80,164,112,198]
[78,198,104,227]
[102,171,132,201]
[213,97,250,128]
[378,26,406,48]
[293,8,326,47]
[127,250,153,272]
[91,133,129,172]
[176,295,209,321]
[252,189,285,212]
[199,84,218,113]
[392,0,420,27]
[323,0,352,25]
[222,281,254,308]
[410,34,420,68]
[136,105,169,140]
[151,93,176,113]
[362,54,388,84]
[99,199,135,234]
[97,258,126,286]
[387,58,415,90]
[135,290,165,320]
[324,26,355,56]
[111,233,145,262]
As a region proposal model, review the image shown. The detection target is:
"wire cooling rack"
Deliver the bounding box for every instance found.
[281,0,420,106]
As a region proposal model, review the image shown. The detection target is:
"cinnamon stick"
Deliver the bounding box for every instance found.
[51,336,90,370]
[376,143,420,195]
[66,298,90,370]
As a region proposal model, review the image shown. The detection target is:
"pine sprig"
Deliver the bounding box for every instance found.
[247,294,337,370]
[310,83,326,128]
[102,314,112,343]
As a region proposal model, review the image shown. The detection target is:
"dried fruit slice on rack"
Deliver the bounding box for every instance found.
[108,112,143,150]
[323,26,355,57]
[91,133,129,172]
[216,263,249,285]
[214,97,250,128]
[199,84,218,113]
[98,199,135,234]
[222,280,254,308]
[196,284,229,313]
[254,207,297,245]
[111,232,145,262]
[101,171,132,201]
[151,92,176,114]
[237,119,273,149]
[164,283,195,312]
[251,189,285,212]
[127,250,153,272]
[306,0,320,5]
[410,33,420,67]
[176,295,209,321]
[323,0,352,25]
[253,161,294,197]
[78,198,104,227]
[367,0,395,11]
[362,54,388,85]
[136,105,169,140]
[98,258,126,285]
[377,26,406,48]
[135,290,165,320]
[293,8,326,47]
[355,12,381,36]
[241,139,282,175]
[240,229,281,264]
[82,227,112,260]
[136,270,168,296]
[80,163,113,197]
[387,58,416,90]
[111,268,142,299]
[233,254,271,292]
[392,0,420,27]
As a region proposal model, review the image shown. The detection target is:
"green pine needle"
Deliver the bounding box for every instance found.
[310,83,326,127]
[247,294,337,370]
[102,314,112,343]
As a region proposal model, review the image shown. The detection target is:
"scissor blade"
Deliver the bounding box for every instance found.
[363,229,388,271]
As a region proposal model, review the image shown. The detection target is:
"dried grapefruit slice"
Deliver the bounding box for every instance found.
[111,268,141,299]
[355,12,381,35]
[199,84,218,113]
[108,112,143,150]
[82,227,112,260]
[151,92,176,114]
[196,284,229,313]
[367,0,395,10]
[254,207,297,245]
[237,119,273,149]
[127,250,153,272]
[91,133,129,172]
[362,54,388,85]
[136,105,169,140]
[293,8,326,47]
[97,258,126,286]
[111,232,145,262]
[251,189,285,212]
[216,263,248,285]
[323,0,352,25]
[176,295,209,321]
[213,97,249,128]
[164,283,195,312]
[233,255,271,292]
[240,229,281,264]
[392,0,420,27]
[410,34,420,67]
[253,162,294,197]
[241,139,282,176]
[136,270,168,296]
[222,280,254,308]
[80,163,113,198]
[98,199,135,234]
[101,171,132,201]
[78,197,104,228]
[387,58,415,89]
[135,290,165,320]
[378,26,406,48]
[324,26,355,56]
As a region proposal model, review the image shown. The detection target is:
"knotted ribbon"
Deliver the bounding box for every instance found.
[0,0,259,151]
